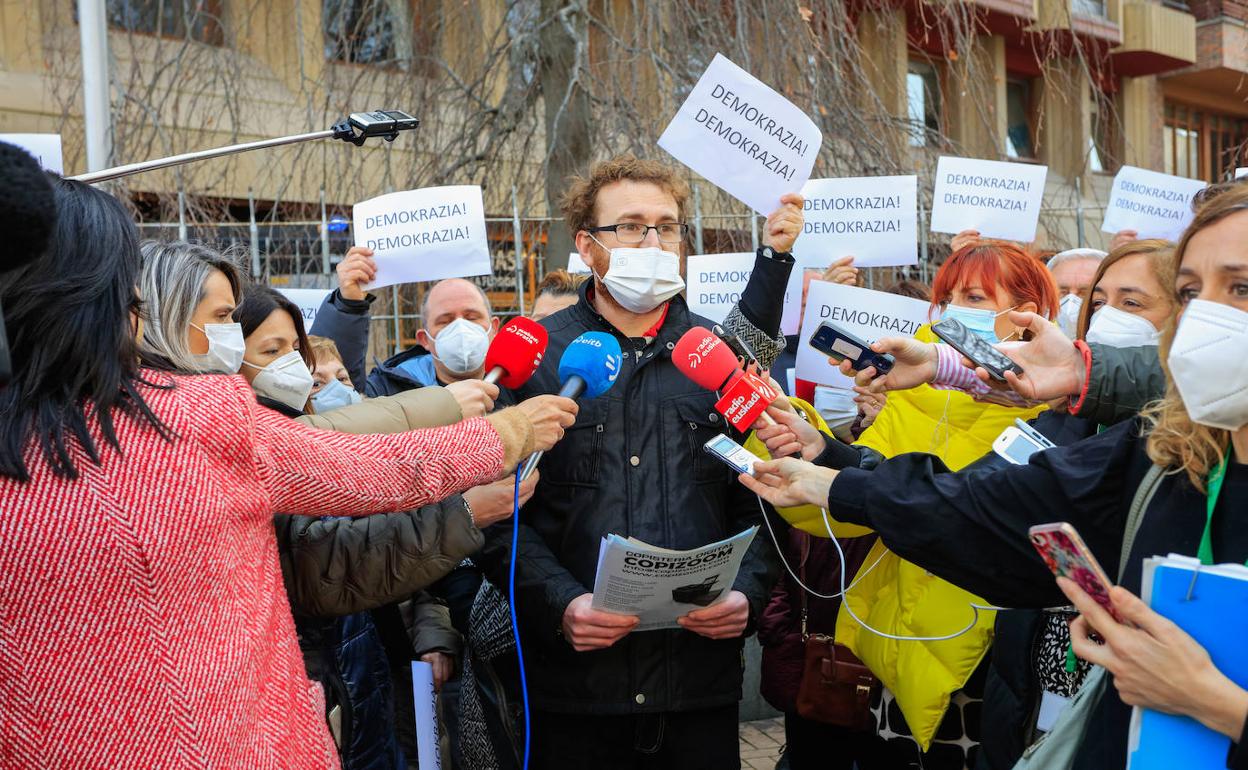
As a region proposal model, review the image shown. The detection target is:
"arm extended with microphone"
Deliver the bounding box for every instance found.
[517,332,623,481]
[70,110,420,184]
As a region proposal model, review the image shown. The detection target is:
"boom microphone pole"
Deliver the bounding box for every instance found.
[70,110,420,184]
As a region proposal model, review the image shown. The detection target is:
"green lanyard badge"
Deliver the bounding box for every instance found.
[1197,450,1232,567]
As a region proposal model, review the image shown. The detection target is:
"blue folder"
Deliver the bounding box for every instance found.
[1129,555,1248,769]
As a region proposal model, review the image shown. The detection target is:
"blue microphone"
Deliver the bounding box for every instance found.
[518,332,622,481]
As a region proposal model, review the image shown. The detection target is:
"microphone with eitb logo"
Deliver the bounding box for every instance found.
[517,332,622,482]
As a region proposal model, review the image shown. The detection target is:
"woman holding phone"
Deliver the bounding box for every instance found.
[741,182,1248,769]
[757,241,1059,768]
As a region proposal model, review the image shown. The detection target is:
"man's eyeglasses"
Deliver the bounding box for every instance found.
[585,222,690,245]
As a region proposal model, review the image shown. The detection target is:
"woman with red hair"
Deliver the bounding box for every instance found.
[807,242,1058,768]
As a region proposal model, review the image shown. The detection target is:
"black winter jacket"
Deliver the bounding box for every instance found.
[309,289,375,394]
[824,418,1248,770]
[276,494,483,618]
[482,285,781,714]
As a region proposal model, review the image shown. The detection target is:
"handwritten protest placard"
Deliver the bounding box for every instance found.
[354,185,490,290]
[930,156,1048,242]
[277,288,333,330]
[794,176,917,269]
[686,252,803,335]
[1101,166,1208,242]
[1,134,63,173]
[796,280,931,389]
[411,662,441,769]
[658,54,822,215]
[567,251,591,274]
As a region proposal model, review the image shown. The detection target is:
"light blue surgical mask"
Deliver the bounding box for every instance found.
[940,303,1016,343]
[311,378,363,413]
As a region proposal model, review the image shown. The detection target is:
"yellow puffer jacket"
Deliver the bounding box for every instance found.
[771,324,1047,751]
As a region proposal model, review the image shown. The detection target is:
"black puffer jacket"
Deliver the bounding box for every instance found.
[483,284,781,714]
[276,494,483,618]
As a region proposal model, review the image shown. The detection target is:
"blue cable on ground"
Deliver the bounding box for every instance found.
[508,470,531,769]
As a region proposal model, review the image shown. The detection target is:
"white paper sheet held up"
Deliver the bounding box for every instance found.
[930,156,1048,242]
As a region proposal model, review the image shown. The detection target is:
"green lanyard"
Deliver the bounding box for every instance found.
[1197,450,1232,566]
[1069,450,1232,675]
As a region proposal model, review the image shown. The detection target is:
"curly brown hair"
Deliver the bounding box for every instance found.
[559,155,691,237]
[537,269,588,298]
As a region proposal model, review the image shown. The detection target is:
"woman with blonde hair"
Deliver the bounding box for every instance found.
[742,181,1248,769]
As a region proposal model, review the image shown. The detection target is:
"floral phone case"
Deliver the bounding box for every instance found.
[1028,522,1122,622]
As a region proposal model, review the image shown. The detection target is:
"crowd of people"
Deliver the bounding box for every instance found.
[0,137,1246,770]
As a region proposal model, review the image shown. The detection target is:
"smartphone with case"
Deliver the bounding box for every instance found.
[931,317,1024,381]
[807,321,894,374]
[993,418,1056,465]
[1028,522,1122,622]
[703,434,765,476]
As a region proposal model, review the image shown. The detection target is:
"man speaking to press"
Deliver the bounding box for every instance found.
[485,156,801,768]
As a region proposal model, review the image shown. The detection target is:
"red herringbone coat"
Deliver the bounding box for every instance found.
[0,374,505,769]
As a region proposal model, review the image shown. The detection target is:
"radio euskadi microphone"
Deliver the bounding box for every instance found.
[483,316,549,387]
[518,331,622,480]
[672,327,778,431]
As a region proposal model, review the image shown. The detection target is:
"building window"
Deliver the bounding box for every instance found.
[1071,0,1107,16]
[323,0,401,66]
[100,0,225,45]
[1089,89,1119,174]
[1164,101,1248,182]
[906,60,941,147]
[1006,78,1035,160]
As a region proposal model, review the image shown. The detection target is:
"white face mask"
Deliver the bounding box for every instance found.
[813,386,859,441]
[1168,299,1248,431]
[243,350,315,412]
[1085,305,1160,348]
[1056,294,1082,339]
[590,239,685,314]
[190,322,245,374]
[432,317,490,375]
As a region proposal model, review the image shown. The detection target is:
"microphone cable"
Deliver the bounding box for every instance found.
[754,495,1010,642]
[508,471,532,770]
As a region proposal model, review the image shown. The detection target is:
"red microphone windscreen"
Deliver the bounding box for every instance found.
[484,317,549,388]
[672,327,741,392]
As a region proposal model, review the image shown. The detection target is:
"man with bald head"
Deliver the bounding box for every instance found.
[364,276,501,395]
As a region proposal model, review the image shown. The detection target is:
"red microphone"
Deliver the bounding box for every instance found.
[483,317,549,387]
[672,327,778,431]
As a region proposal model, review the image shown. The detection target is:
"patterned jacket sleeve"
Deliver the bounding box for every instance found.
[242,381,506,516]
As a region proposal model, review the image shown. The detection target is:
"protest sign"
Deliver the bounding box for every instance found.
[794,176,917,268]
[567,251,591,274]
[354,185,490,290]
[410,662,441,769]
[277,288,332,330]
[686,252,802,335]
[658,53,821,215]
[930,156,1048,242]
[592,528,758,632]
[0,134,63,174]
[1236,168,1247,180]
[796,280,931,389]
[1101,166,1208,242]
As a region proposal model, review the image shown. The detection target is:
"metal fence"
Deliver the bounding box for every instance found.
[137,185,1112,361]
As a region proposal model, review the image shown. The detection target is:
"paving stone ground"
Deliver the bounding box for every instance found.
[738,717,785,770]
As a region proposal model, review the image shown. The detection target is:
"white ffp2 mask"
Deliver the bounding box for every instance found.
[1168,299,1248,431]
[190,322,246,373]
[1056,294,1082,339]
[593,244,685,314]
[244,350,315,412]
[433,318,490,375]
[1085,305,1160,348]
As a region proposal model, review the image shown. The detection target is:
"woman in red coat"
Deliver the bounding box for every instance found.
[0,177,576,769]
